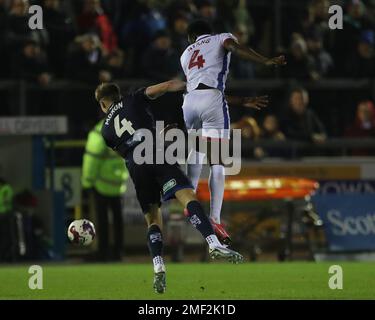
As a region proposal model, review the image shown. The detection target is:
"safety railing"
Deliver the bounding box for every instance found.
[1,78,375,116]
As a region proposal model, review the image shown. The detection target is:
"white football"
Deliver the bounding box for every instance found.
[67,219,96,246]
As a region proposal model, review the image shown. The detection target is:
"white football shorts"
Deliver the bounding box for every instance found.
[182,89,230,139]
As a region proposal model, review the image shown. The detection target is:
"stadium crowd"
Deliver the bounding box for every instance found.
[0,0,374,146]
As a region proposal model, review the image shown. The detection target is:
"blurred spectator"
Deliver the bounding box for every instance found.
[170,12,190,55]
[43,0,76,77]
[261,114,285,141]
[230,24,255,79]
[232,116,264,159]
[346,100,375,137]
[334,0,375,71]
[167,0,197,18]
[306,29,334,79]
[307,0,331,36]
[232,116,261,139]
[197,0,215,20]
[284,0,330,48]
[344,30,375,77]
[119,1,167,63]
[77,0,118,55]
[232,0,255,38]
[283,34,316,80]
[344,0,374,35]
[5,0,48,50]
[260,114,286,158]
[216,0,255,35]
[104,49,129,79]
[5,0,34,49]
[100,0,124,31]
[11,40,51,86]
[345,100,375,155]
[141,30,180,81]
[66,34,111,84]
[281,87,327,144]
[196,0,221,32]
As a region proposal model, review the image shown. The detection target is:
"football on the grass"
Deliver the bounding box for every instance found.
[67,219,96,246]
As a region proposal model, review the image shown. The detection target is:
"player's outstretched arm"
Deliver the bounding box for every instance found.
[145,79,186,100]
[223,38,286,67]
[226,95,269,110]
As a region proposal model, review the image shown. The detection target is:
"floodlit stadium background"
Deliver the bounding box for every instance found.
[0,0,375,273]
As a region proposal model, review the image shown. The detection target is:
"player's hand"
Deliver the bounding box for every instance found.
[242,95,269,110]
[265,55,287,66]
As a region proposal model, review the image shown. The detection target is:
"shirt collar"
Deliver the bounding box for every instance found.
[106,102,115,114]
[196,34,211,42]
[106,97,123,114]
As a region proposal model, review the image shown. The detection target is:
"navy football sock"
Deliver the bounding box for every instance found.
[147,224,163,258]
[185,201,215,238]
[147,224,165,272]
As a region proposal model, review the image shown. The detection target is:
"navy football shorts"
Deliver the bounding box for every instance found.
[125,157,193,214]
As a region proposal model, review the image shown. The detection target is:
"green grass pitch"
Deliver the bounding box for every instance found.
[0,262,374,300]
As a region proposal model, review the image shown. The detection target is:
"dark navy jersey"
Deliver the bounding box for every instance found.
[101,88,156,158]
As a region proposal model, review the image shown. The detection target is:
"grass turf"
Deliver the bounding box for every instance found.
[0,262,374,300]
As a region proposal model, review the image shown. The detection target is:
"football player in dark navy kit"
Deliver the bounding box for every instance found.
[96,81,243,294]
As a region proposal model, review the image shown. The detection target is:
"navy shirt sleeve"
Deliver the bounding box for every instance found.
[132,87,153,102]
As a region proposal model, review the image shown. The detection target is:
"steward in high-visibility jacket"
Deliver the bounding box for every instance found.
[82,120,128,261]
[82,120,128,196]
[0,180,13,214]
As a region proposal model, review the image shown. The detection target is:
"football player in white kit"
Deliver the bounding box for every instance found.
[180,20,286,245]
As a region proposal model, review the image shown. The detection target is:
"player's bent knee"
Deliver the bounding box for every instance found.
[175,188,197,208]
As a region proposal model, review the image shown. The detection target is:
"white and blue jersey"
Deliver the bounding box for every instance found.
[180,33,237,139]
[180,33,236,93]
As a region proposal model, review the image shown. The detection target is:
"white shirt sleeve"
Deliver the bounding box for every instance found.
[218,33,238,46]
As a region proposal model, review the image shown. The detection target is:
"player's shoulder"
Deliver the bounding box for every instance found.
[216,32,238,44]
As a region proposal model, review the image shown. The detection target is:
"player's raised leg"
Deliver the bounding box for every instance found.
[183,90,232,245]
[144,204,166,294]
[174,188,243,263]
[206,138,232,245]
